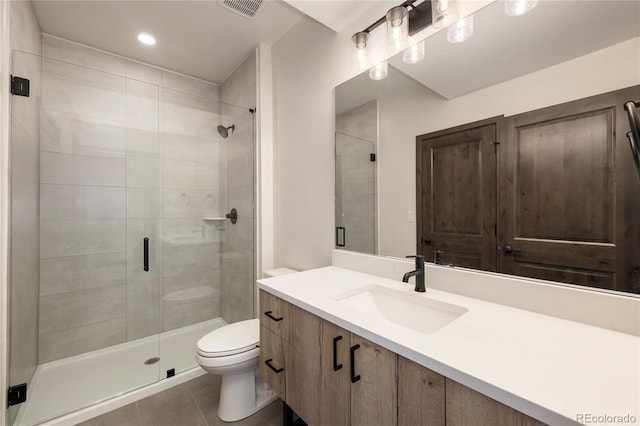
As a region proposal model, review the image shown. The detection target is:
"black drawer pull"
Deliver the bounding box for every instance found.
[265,359,283,374]
[264,311,283,322]
[333,336,343,371]
[350,344,360,383]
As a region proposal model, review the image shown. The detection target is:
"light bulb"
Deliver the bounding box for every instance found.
[369,61,388,81]
[403,40,426,64]
[431,0,459,29]
[505,0,539,16]
[447,15,474,43]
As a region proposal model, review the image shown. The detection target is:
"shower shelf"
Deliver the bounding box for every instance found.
[203,217,226,221]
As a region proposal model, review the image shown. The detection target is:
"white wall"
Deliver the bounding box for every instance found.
[376,37,640,257]
[272,16,640,269]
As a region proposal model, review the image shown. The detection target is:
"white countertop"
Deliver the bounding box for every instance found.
[257,266,640,426]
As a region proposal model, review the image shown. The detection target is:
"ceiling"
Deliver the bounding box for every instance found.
[389,0,640,99]
[31,0,305,84]
[283,0,390,33]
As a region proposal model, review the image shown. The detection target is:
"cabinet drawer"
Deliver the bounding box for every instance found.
[259,325,285,398]
[259,290,291,340]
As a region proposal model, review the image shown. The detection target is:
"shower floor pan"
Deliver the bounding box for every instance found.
[14,318,225,426]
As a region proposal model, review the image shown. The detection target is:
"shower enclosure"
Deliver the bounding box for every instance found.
[7,41,256,425]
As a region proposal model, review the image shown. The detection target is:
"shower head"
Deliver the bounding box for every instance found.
[217,124,235,139]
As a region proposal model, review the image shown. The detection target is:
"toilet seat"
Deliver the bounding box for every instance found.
[197,318,259,358]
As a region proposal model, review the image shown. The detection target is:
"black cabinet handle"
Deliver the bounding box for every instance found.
[264,311,283,322]
[143,237,149,271]
[350,344,360,383]
[333,336,343,371]
[264,359,283,374]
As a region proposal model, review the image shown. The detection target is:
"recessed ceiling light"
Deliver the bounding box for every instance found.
[137,33,156,46]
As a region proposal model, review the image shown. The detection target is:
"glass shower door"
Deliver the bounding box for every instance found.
[8,51,164,425]
[335,132,377,254]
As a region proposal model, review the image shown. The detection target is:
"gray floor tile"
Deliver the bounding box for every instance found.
[77,402,142,426]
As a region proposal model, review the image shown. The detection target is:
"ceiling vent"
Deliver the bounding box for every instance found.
[221,0,265,18]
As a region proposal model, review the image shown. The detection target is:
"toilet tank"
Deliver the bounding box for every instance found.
[263,268,298,278]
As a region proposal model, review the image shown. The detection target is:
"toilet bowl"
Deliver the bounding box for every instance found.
[196,267,298,421]
[196,319,275,422]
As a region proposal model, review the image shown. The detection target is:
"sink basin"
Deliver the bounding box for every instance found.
[331,285,468,334]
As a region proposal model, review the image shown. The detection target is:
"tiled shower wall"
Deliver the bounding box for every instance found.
[38,35,225,362]
[219,53,257,324]
[335,100,378,254]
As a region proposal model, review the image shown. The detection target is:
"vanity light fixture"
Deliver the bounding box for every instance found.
[137,32,156,46]
[447,15,473,43]
[403,40,425,64]
[386,6,409,52]
[504,0,538,16]
[351,0,434,59]
[369,61,389,80]
[431,0,459,29]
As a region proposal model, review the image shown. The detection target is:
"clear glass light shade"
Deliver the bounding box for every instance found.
[504,0,539,16]
[431,0,459,29]
[447,15,474,43]
[351,32,371,71]
[403,40,426,64]
[386,6,409,52]
[369,61,388,80]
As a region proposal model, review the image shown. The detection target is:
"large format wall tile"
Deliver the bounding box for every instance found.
[162,71,219,98]
[41,152,126,186]
[40,252,126,296]
[41,219,126,258]
[43,34,126,76]
[127,279,162,339]
[39,318,127,363]
[126,60,162,86]
[41,109,126,157]
[39,285,126,334]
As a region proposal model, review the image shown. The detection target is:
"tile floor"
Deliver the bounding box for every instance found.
[78,374,283,426]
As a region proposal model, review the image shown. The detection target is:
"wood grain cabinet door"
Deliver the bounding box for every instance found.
[320,321,351,426]
[499,86,640,292]
[445,379,545,426]
[417,117,500,271]
[398,356,445,426]
[350,334,398,426]
[285,304,322,425]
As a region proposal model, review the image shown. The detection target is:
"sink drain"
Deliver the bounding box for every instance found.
[144,357,160,365]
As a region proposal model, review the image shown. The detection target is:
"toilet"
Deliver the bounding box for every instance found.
[195,268,297,422]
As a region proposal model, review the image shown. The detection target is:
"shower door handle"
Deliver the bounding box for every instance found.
[143,237,149,271]
[336,227,345,247]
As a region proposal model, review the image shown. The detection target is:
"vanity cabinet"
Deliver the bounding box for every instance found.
[321,322,397,426]
[259,290,546,426]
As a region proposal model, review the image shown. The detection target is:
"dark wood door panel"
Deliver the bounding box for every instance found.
[500,85,640,292]
[514,108,614,243]
[515,262,614,290]
[417,117,501,272]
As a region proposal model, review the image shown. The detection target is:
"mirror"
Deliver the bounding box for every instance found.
[335,0,640,294]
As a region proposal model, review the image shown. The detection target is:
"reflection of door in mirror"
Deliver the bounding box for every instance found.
[416,117,499,271]
[417,86,640,293]
[335,101,377,254]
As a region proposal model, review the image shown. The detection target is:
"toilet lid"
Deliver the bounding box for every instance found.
[197,319,259,357]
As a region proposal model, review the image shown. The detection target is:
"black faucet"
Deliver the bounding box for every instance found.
[402,255,426,292]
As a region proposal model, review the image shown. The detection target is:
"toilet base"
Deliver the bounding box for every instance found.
[218,368,278,422]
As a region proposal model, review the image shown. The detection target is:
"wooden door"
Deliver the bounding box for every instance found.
[417,117,500,270]
[285,305,322,425]
[499,87,640,292]
[320,321,351,426]
[350,334,397,426]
